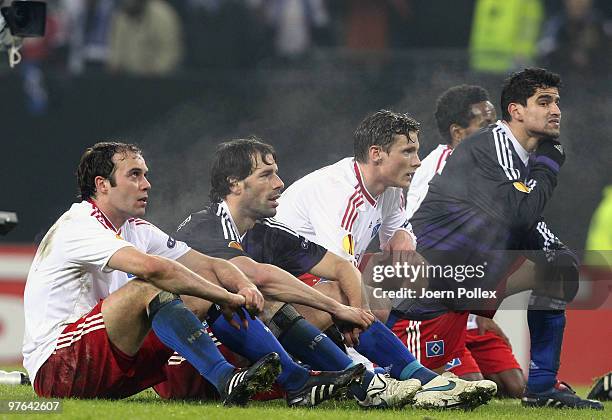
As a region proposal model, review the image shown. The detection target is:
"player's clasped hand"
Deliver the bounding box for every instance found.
[237,286,265,319]
[332,306,375,347]
[220,293,248,330]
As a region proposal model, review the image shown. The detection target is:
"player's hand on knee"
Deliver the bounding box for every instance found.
[383,229,416,254]
[237,286,264,318]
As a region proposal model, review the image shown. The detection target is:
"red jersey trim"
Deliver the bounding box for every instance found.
[435,146,452,173]
[353,161,377,206]
[87,199,118,233]
[341,187,364,231]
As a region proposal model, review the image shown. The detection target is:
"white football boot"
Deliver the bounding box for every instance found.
[412,372,497,409]
[356,373,421,409]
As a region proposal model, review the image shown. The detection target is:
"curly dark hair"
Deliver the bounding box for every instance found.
[77,141,142,200]
[354,110,420,163]
[435,85,490,144]
[501,68,562,121]
[209,137,277,203]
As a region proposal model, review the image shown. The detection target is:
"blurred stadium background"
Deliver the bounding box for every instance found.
[1,0,611,387]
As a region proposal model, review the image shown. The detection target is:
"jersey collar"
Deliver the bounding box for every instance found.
[86,199,122,234]
[497,120,530,166]
[219,200,245,241]
[353,160,377,206]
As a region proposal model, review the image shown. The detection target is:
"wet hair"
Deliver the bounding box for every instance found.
[77,141,142,200]
[501,68,562,121]
[210,136,277,203]
[354,110,420,163]
[435,85,490,143]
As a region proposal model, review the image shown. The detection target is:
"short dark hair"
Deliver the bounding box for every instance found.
[501,68,562,121]
[435,85,490,143]
[210,137,277,203]
[77,141,142,200]
[354,110,420,163]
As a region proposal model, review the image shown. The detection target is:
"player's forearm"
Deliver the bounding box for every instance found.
[209,257,257,293]
[257,264,346,314]
[147,256,237,305]
[325,261,363,308]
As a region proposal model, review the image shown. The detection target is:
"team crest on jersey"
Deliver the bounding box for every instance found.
[228,241,243,251]
[513,182,531,193]
[342,234,355,256]
[426,340,445,357]
[167,236,176,248]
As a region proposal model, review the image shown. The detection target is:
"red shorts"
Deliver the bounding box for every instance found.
[447,329,521,376]
[389,311,468,370]
[153,329,284,401]
[34,300,174,399]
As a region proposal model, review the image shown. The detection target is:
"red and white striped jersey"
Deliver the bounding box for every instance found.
[22,200,189,382]
[276,157,411,265]
[405,144,452,221]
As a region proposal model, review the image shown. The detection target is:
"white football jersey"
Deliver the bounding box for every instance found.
[405,144,451,221]
[22,200,189,382]
[276,157,412,265]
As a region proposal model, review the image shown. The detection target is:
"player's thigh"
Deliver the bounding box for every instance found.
[290,282,342,330]
[102,278,161,356]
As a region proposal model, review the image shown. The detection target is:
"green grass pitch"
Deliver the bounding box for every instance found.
[1,367,608,420]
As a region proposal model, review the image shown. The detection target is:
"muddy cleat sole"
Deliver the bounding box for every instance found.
[522,381,604,410]
[222,352,282,406]
[413,372,496,410]
[286,363,365,407]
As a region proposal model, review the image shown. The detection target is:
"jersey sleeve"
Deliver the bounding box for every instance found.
[140,222,190,260]
[174,214,247,260]
[247,220,327,276]
[405,165,432,221]
[62,219,134,273]
[278,179,357,263]
[405,147,448,221]
[468,135,559,230]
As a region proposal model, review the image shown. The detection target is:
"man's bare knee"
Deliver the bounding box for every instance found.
[102,279,164,356]
[313,281,346,304]
[182,295,213,320]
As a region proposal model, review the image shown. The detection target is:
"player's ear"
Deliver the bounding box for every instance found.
[449,123,464,143]
[508,102,523,122]
[227,177,242,194]
[369,145,383,164]
[94,175,110,195]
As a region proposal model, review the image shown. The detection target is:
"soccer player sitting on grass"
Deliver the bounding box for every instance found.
[163,138,424,408]
[272,110,497,409]
[22,142,280,403]
[23,142,368,405]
